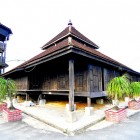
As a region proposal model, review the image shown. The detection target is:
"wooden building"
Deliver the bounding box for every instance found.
[0,23,12,74]
[3,21,140,111]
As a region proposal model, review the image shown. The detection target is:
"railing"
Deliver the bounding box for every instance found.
[0,41,5,52]
[0,57,5,66]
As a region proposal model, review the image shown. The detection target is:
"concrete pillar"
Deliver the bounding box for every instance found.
[87,97,91,107]
[85,97,93,116]
[26,93,29,101]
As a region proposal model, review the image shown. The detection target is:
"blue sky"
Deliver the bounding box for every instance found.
[0,0,140,72]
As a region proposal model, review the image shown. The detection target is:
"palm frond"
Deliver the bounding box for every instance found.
[130,82,140,98]
[0,77,17,102]
[107,74,130,100]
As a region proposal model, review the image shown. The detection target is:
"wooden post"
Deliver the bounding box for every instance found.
[87,97,91,107]
[69,60,75,111]
[87,64,92,107]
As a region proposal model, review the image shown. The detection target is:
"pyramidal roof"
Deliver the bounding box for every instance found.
[42,21,99,50]
[3,21,140,76]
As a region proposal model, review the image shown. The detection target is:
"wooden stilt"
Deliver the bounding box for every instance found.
[69,60,75,111]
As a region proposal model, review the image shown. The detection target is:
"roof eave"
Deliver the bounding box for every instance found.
[25,46,72,69]
[3,46,140,77]
[71,47,139,75]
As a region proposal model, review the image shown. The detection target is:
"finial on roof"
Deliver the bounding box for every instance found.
[68,20,72,26]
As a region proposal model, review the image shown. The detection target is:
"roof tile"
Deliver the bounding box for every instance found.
[11,38,69,69]
[4,25,136,76]
[42,26,98,49]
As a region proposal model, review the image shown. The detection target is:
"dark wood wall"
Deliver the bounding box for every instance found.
[88,65,102,92]
[103,68,120,91]
[27,60,88,92]
[88,64,120,91]
[130,74,140,82]
[28,64,69,91]
[15,76,28,90]
[13,57,140,98]
[75,63,87,92]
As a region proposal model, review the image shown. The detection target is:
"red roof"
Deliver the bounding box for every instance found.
[42,26,99,49]
[72,39,129,68]
[14,38,69,68]
[6,39,131,74]
[4,24,137,75]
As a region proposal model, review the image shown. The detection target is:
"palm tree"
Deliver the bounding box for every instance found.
[0,77,7,103]
[107,74,130,109]
[129,82,140,100]
[0,77,17,109]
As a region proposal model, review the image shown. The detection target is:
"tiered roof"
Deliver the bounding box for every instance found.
[42,21,99,49]
[3,22,139,75]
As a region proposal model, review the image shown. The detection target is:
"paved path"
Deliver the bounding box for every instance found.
[0,112,140,140]
[0,113,63,140]
[0,120,63,140]
[13,102,140,135]
[82,112,140,140]
[14,103,105,135]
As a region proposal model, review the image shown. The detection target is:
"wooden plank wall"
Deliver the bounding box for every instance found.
[28,64,69,91]
[88,65,102,92]
[28,63,88,92]
[75,68,87,92]
[15,76,28,90]
[88,64,119,92]
[14,60,140,98]
[103,68,120,91]
[130,74,140,82]
[41,72,69,90]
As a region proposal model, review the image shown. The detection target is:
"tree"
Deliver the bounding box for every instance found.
[0,77,17,109]
[107,74,130,109]
[129,82,140,100]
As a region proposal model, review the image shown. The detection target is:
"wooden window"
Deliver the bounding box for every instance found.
[92,65,102,92]
[103,68,117,90]
[15,77,28,90]
[57,75,66,89]
[42,76,50,90]
[77,75,83,87]
[75,71,84,91]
